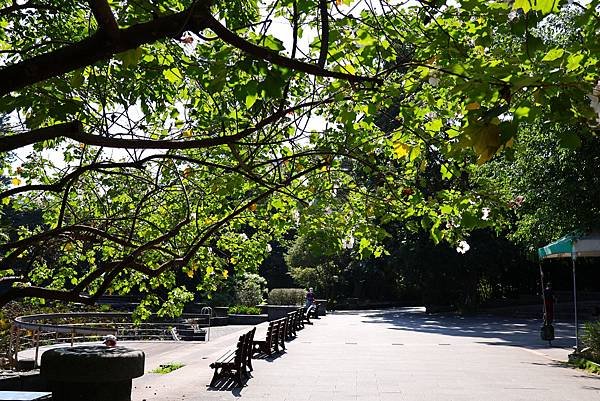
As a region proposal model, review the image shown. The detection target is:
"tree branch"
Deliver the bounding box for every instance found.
[0,121,82,153]
[0,98,335,154]
[204,14,380,84]
[1,2,380,96]
[88,0,119,38]
[71,219,190,292]
[318,0,329,68]
[0,224,137,253]
[0,286,94,308]
[149,161,328,278]
[0,6,210,96]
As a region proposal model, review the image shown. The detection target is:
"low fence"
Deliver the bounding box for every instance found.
[8,310,212,369]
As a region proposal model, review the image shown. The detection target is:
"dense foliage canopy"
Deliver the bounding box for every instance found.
[1,0,599,314]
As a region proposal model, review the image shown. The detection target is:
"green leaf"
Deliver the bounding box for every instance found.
[541,48,564,62]
[244,81,259,108]
[425,118,443,132]
[510,19,526,35]
[534,0,561,14]
[514,106,530,119]
[70,70,84,88]
[163,68,182,84]
[512,0,531,13]
[246,93,258,108]
[440,164,453,180]
[118,47,143,68]
[550,96,573,121]
[461,211,480,229]
[440,204,453,214]
[526,35,544,55]
[566,53,585,72]
[263,36,285,51]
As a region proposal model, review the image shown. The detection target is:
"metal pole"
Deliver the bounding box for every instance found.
[8,325,14,367]
[572,256,578,351]
[34,329,40,368]
[14,328,20,366]
[539,262,547,322]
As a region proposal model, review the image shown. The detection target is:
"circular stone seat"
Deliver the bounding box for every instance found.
[41,346,144,401]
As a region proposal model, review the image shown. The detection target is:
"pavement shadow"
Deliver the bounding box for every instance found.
[252,350,287,362]
[359,308,576,351]
[206,375,249,396]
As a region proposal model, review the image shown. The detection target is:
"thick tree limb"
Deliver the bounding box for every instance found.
[0,98,334,153]
[0,224,137,253]
[0,121,82,153]
[318,0,329,68]
[0,6,210,96]
[148,161,328,278]
[70,219,189,293]
[1,2,379,96]
[0,286,94,308]
[0,162,325,306]
[204,14,380,84]
[88,0,119,37]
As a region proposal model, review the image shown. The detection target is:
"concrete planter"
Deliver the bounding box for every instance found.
[210,316,229,326]
[227,314,268,325]
[261,305,302,321]
[41,346,144,401]
[212,307,229,317]
[314,299,327,316]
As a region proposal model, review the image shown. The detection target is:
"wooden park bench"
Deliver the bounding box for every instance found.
[284,312,293,340]
[296,308,306,330]
[253,318,285,356]
[286,311,297,339]
[306,303,319,319]
[302,306,312,324]
[277,317,287,351]
[209,327,255,387]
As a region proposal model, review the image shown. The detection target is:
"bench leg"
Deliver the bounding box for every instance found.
[262,342,270,356]
[210,368,221,387]
[235,369,245,387]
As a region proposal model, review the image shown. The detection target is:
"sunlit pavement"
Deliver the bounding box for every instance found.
[125,308,600,400]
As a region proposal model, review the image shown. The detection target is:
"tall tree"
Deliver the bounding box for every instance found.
[1,0,600,313]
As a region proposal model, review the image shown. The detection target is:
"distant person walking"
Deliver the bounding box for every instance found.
[305,287,315,309]
[544,282,555,324]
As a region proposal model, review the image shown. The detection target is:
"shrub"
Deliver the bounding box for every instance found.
[582,320,600,362]
[234,273,267,307]
[267,288,306,305]
[228,305,262,315]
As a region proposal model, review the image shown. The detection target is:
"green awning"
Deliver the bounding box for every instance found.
[537,234,577,259]
[538,232,600,259]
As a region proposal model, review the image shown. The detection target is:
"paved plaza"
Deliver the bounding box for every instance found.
[127,308,600,401]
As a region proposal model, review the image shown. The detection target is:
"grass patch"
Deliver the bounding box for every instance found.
[569,357,600,375]
[151,362,185,374]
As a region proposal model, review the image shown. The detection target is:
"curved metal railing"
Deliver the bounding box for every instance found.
[8,312,211,369]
